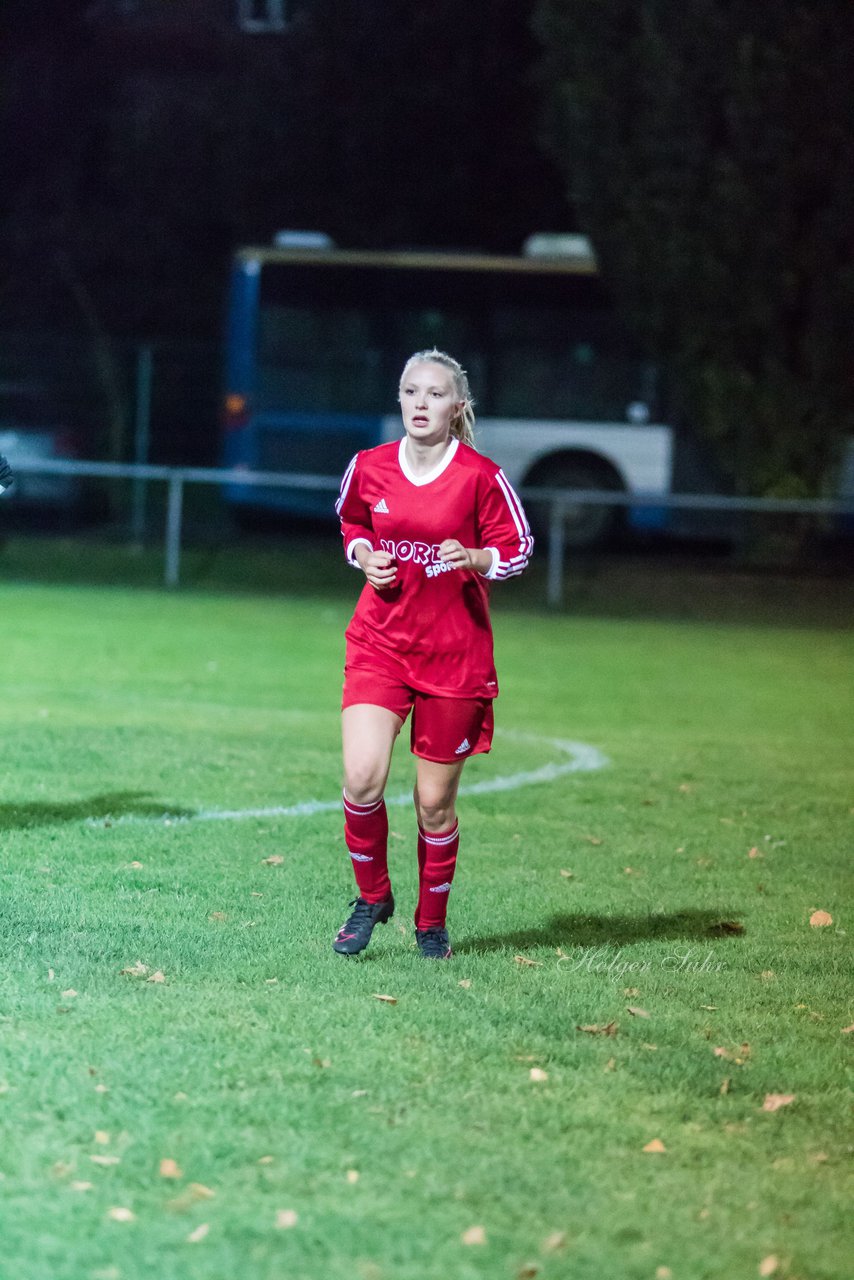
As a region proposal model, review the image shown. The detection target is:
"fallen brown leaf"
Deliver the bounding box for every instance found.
[514,955,542,967]
[604,1057,616,1072]
[761,1093,795,1112]
[643,1138,666,1153]
[61,989,78,999]
[758,1255,780,1277]
[159,1158,182,1179]
[708,920,744,935]
[70,1180,93,1192]
[576,1022,618,1036]
[719,1077,731,1095]
[809,910,833,927]
[582,835,602,845]
[842,1023,854,1034]
[461,1225,486,1246]
[258,1155,274,1164]
[90,1155,121,1166]
[186,1223,210,1243]
[262,855,284,866]
[107,1206,135,1223]
[542,1230,567,1252]
[94,1130,110,1145]
[372,994,397,1005]
[626,1005,650,1018]
[121,962,148,977]
[168,1183,215,1212]
[346,1169,359,1184]
[147,971,166,984]
[529,1068,548,1082]
[517,1264,540,1279]
[559,868,574,878]
[208,912,227,922]
[713,1042,750,1064]
[656,1269,673,1279]
[275,1209,298,1229]
[458,979,472,989]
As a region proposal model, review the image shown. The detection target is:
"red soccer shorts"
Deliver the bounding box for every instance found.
[342,662,494,764]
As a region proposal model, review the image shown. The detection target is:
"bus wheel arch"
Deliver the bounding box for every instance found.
[522,450,626,549]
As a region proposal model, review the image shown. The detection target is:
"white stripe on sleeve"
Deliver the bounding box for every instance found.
[335,453,359,516]
[492,469,534,577]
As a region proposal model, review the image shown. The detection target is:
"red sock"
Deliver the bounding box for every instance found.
[342,791,391,903]
[414,822,459,930]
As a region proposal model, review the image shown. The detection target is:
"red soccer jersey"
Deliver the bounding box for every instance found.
[336,437,533,699]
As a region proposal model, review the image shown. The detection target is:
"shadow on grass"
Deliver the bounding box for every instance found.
[0,791,194,830]
[457,908,745,954]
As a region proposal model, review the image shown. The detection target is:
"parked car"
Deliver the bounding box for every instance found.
[0,382,84,509]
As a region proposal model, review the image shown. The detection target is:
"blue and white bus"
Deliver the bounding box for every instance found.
[220,233,685,546]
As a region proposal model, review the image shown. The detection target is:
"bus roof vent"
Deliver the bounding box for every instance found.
[522,233,596,263]
[272,230,336,250]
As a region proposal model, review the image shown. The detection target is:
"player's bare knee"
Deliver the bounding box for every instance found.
[343,768,385,806]
[418,795,456,832]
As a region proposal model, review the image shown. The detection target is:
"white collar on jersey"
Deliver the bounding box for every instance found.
[397,436,459,487]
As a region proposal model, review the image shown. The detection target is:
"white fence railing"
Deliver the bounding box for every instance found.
[4,459,853,604]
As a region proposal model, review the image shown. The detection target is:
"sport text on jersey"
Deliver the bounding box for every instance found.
[379,538,455,578]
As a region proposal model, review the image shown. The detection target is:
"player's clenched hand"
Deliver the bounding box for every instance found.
[438,540,491,574]
[358,548,398,590]
[0,454,13,492]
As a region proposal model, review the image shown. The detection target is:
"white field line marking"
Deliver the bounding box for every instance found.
[88,734,609,827]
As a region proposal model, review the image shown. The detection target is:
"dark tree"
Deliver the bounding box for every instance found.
[535,0,854,494]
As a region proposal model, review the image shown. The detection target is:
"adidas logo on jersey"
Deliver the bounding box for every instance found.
[454,738,471,755]
[373,498,389,513]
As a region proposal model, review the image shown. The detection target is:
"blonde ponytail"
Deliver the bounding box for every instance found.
[400,348,477,448]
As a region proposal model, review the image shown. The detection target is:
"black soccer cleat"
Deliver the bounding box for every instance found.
[332,894,395,955]
[415,926,452,959]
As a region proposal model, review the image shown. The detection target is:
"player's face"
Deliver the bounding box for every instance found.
[399,362,463,446]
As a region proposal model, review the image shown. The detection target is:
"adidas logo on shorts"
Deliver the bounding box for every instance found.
[454,738,471,755]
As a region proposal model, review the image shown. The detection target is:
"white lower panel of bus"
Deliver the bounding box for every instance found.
[380,415,673,497]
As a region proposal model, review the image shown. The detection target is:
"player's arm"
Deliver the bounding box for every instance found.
[0,454,13,493]
[467,467,534,580]
[437,542,494,574]
[335,453,397,590]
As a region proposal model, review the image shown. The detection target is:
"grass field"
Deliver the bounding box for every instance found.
[0,570,852,1280]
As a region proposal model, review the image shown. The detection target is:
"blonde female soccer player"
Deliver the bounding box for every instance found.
[333,349,532,958]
